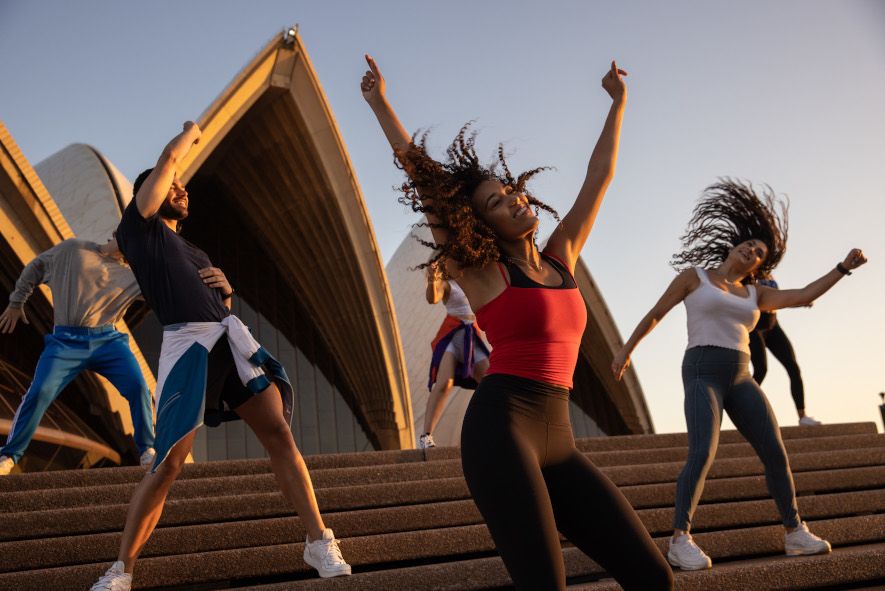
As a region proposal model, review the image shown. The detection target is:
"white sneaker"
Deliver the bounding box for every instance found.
[139,448,156,467]
[0,456,13,476]
[799,416,822,427]
[417,433,436,449]
[667,534,712,570]
[90,561,132,591]
[303,528,351,578]
[785,522,831,556]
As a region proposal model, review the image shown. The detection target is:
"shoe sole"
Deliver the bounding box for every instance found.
[786,546,832,556]
[667,553,712,571]
[317,565,352,578]
[303,554,352,578]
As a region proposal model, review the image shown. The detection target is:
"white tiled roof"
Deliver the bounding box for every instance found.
[386,223,476,446]
[35,144,133,242]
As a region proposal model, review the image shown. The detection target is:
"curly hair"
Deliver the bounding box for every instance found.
[396,122,559,274]
[671,178,789,279]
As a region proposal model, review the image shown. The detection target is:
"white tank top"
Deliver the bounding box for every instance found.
[684,267,760,354]
[444,281,475,321]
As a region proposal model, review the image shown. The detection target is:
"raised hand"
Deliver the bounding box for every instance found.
[610,347,631,381]
[182,121,201,145]
[841,248,868,271]
[0,305,28,334]
[601,60,628,102]
[361,54,386,106]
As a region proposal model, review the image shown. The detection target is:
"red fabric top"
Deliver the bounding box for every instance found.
[475,252,587,388]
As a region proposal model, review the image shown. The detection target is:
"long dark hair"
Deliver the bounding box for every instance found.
[671,178,788,279]
[397,122,559,274]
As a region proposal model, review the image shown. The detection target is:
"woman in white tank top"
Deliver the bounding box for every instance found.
[610,180,867,571]
[420,262,490,449]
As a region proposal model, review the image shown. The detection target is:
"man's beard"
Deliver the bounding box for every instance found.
[159,200,189,221]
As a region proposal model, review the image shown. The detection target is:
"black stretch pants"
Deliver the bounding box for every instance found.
[749,319,805,411]
[460,374,673,590]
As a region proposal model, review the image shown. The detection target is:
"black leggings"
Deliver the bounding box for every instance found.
[461,374,673,590]
[749,318,805,411]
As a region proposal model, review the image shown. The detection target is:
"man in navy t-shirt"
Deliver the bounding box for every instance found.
[91,121,350,591]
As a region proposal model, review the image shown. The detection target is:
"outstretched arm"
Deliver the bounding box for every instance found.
[0,243,60,333]
[546,61,627,270]
[612,269,698,380]
[135,122,201,218]
[757,249,868,311]
[361,55,452,253]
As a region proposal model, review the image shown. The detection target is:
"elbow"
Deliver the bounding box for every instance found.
[159,144,182,167]
[587,163,615,185]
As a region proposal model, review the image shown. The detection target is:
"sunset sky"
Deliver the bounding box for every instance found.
[1,0,883,434]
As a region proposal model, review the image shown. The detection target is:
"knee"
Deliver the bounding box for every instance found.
[153,456,185,485]
[685,447,716,471]
[28,381,60,405]
[430,380,451,397]
[260,420,295,453]
[764,448,791,473]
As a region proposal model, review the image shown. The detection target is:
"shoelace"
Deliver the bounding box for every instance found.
[680,536,704,554]
[320,539,345,566]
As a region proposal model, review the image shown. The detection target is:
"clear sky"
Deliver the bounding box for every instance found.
[1,0,883,434]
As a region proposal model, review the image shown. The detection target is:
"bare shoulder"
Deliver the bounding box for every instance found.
[451,262,508,312]
[673,268,700,296]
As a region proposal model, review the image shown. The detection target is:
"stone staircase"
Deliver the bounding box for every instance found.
[0,422,882,590]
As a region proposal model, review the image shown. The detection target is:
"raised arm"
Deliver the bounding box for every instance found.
[757,248,867,311]
[135,122,201,218]
[361,55,452,254]
[0,243,60,333]
[546,61,627,270]
[425,264,447,304]
[611,269,699,380]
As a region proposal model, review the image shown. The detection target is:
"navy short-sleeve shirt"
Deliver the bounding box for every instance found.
[117,200,229,326]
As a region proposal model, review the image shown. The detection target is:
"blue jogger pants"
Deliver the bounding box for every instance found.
[1,325,155,463]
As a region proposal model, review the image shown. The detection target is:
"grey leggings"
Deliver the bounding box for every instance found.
[674,346,800,531]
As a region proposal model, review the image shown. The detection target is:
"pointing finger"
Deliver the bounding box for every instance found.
[365,54,381,77]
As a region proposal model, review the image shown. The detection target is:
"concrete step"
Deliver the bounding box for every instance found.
[4,445,882,514]
[1,423,875,494]
[0,514,881,590]
[424,422,878,462]
[246,519,885,591]
[572,543,885,591]
[4,461,882,544]
[3,483,880,574]
[1,421,879,590]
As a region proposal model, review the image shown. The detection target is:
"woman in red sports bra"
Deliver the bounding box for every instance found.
[361,55,673,590]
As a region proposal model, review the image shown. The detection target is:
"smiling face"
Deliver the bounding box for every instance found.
[471,179,539,242]
[726,239,769,278]
[158,173,189,221]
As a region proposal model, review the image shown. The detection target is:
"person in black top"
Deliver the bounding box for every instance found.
[90,122,350,591]
[749,274,820,426]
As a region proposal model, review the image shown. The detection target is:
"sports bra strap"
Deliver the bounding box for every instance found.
[541,251,575,280]
[694,267,711,284]
[496,262,510,286]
